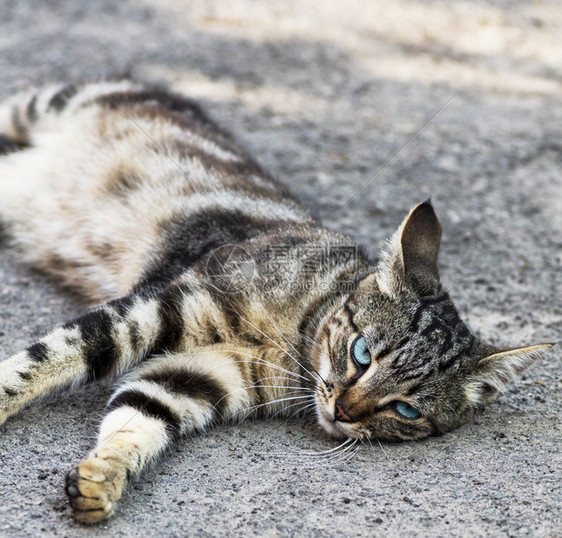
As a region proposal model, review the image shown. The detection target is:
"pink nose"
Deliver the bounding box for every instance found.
[334,400,353,422]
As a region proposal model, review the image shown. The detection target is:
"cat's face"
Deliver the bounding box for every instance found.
[310,202,551,442]
[312,278,481,441]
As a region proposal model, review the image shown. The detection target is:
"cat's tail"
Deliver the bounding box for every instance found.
[0,80,142,152]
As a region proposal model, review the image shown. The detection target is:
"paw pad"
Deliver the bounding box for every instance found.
[64,462,120,524]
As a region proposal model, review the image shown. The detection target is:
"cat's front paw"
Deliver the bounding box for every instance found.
[65,459,126,524]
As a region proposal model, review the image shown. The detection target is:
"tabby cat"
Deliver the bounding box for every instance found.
[0,81,552,523]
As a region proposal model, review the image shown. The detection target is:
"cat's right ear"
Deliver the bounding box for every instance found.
[377,201,442,297]
[465,343,554,405]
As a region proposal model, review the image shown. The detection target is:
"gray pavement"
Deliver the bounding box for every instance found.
[0,1,561,536]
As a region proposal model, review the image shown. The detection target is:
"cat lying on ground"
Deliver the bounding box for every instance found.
[0,81,551,523]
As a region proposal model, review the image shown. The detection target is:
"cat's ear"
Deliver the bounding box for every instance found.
[400,200,442,295]
[377,200,442,296]
[465,343,554,405]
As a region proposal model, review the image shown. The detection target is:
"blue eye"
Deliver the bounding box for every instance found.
[394,401,421,420]
[351,335,371,367]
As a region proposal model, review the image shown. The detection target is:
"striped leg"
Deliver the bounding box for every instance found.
[65,348,253,523]
[0,274,237,426]
[0,292,175,426]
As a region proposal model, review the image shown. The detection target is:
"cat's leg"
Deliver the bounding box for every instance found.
[65,347,256,523]
[0,276,260,426]
[0,288,182,425]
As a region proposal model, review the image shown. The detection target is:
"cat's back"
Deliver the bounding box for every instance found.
[0,81,313,301]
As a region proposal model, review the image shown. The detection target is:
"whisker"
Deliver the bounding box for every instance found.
[253,384,315,392]
[268,437,353,459]
[287,437,354,457]
[235,311,322,385]
[221,350,309,382]
[211,291,325,387]
[323,440,360,465]
[298,331,322,351]
[227,365,312,389]
[299,439,359,468]
[260,307,303,358]
[212,380,313,415]
[426,415,448,437]
[211,378,309,419]
[285,401,318,420]
[268,397,316,419]
[362,435,391,462]
[335,443,360,466]
[302,444,358,466]
[376,438,391,462]
[260,308,326,385]
[240,394,314,420]
[226,371,315,391]
[254,394,314,408]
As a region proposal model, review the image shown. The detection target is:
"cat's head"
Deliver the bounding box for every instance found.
[310,201,552,441]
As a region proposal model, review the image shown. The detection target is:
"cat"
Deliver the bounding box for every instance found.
[0,81,552,524]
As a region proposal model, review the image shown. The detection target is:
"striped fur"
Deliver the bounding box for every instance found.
[0,81,552,523]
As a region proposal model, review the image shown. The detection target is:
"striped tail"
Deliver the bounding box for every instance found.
[0,80,143,150]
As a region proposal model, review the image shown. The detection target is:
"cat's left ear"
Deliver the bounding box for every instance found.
[466,343,554,405]
[377,200,442,297]
[400,200,442,295]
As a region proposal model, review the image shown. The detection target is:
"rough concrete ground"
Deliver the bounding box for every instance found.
[0,1,561,536]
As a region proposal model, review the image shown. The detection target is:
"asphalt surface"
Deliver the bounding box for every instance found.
[0,1,561,536]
